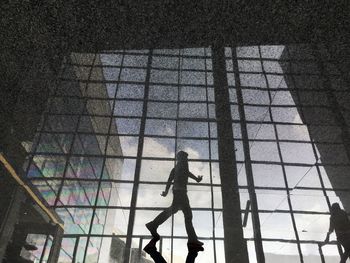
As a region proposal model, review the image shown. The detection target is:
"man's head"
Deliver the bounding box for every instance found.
[331,203,341,214]
[176,151,188,161]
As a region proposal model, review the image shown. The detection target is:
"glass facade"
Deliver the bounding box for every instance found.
[22,45,349,262]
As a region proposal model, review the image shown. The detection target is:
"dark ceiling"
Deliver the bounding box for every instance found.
[0,1,349,151]
[2,0,349,52]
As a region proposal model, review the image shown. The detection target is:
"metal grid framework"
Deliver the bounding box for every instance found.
[23,45,350,263]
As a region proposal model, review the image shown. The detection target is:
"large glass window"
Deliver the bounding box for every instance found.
[226,45,347,262]
[23,45,349,262]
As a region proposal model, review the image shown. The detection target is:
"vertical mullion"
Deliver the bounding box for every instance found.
[39,235,50,263]
[257,46,304,262]
[83,51,126,261]
[231,47,265,263]
[204,47,217,263]
[171,49,182,263]
[159,238,163,255]
[138,238,143,260]
[123,50,153,263]
[318,243,326,263]
[72,236,80,262]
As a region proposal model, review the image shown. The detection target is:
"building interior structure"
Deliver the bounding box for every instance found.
[1,1,349,262]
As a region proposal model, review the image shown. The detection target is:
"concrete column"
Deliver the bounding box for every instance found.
[212,42,249,263]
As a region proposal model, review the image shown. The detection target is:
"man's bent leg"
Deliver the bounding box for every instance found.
[340,248,350,263]
[339,239,350,263]
[152,205,177,226]
[146,202,179,238]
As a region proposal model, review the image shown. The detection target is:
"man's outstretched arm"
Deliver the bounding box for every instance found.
[188,172,202,183]
[161,169,175,196]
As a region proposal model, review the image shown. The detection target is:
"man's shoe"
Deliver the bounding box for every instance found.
[188,240,204,246]
[145,222,160,240]
[187,242,204,252]
[187,240,204,251]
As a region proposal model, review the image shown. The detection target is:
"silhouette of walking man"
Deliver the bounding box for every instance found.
[146,151,204,247]
[323,203,350,262]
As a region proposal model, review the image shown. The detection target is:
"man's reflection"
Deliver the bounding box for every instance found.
[323,203,350,262]
[143,237,203,263]
[146,151,203,247]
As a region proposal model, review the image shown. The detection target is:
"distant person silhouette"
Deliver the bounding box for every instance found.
[146,151,204,247]
[143,237,203,263]
[323,203,350,262]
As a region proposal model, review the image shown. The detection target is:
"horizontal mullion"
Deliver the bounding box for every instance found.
[51,205,339,220]
[69,49,336,62]
[231,102,335,109]
[30,176,350,193]
[50,94,339,109]
[42,112,217,122]
[38,131,217,140]
[258,237,338,245]
[233,119,343,127]
[98,50,210,59]
[26,152,350,167]
[242,138,342,145]
[51,204,333,216]
[26,152,219,162]
[47,96,345,112]
[59,78,214,88]
[62,233,221,240]
[34,130,344,145]
[39,111,345,128]
[230,85,344,93]
[61,233,339,246]
[28,177,350,192]
[64,63,213,73]
[250,160,349,167]
[227,70,340,77]
[54,205,224,211]
[232,56,337,63]
[50,95,215,104]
